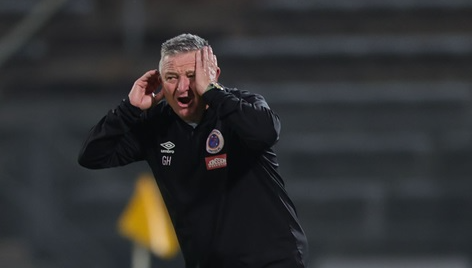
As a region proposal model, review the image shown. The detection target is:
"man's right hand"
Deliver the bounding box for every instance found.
[128,70,164,110]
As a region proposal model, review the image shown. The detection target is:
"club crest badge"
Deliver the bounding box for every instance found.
[206,129,224,154]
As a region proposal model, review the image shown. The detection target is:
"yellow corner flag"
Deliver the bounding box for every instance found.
[118,173,179,259]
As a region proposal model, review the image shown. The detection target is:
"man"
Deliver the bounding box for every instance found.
[78,33,308,268]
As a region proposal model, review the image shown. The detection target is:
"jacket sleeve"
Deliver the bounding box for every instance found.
[78,98,146,169]
[202,87,281,151]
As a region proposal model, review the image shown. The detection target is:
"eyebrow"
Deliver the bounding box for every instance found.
[164,71,178,77]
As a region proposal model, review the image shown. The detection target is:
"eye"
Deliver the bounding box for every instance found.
[165,75,177,82]
[187,73,195,79]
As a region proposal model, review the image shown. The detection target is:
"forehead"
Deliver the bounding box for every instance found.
[161,51,196,73]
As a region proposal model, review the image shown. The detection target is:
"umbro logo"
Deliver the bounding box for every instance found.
[160,141,175,154]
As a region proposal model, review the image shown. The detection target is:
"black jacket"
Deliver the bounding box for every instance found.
[78,87,308,268]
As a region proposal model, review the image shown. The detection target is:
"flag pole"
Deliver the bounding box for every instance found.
[132,242,151,268]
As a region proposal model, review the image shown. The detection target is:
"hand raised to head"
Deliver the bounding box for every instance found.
[128,70,164,110]
[195,46,220,96]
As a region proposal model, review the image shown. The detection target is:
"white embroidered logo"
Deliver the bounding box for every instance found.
[162,156,172,166]
[205,154,227,170]
[208,157,226,169]
[160,141,175,154]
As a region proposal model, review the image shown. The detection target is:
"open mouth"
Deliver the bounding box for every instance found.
[177,96,192,105]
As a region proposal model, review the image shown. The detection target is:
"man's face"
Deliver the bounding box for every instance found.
[160,51,206,123]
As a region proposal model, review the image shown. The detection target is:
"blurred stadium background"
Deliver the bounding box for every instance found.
[1,0,472,267]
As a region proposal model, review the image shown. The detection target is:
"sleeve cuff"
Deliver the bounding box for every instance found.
[202,87,239,118]
[115,97,145,126]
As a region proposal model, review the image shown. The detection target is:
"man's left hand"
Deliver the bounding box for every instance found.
[195,46,220,96]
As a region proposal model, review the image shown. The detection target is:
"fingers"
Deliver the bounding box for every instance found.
[205,46,217,70]
[201,46,219,79]
[129,69,161,110]
[209,46,216,63]
[133,70,158,93]
[195,46,220,95]
[203,46,210,66]
[208,46,219,70]
[143,70,160,95]
[153,89,165,102]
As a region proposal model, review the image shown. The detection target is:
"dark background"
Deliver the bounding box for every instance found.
[1,0,472,267]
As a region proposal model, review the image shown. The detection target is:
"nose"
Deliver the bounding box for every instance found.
[177,76,190,92]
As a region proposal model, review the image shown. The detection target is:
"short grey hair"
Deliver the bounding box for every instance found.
[159,33,209,71]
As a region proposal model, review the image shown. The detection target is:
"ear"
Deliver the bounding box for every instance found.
[215,67,221,80]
